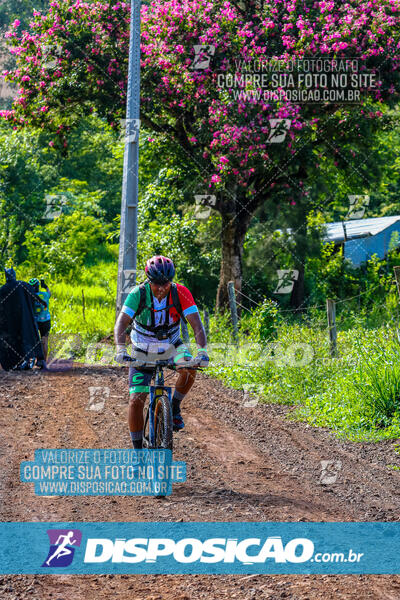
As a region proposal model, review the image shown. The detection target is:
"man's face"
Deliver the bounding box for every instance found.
[149,280,172,301]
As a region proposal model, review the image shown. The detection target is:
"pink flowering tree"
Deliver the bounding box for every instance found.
[3,0,400,307]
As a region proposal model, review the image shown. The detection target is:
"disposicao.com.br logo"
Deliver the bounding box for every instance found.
[2,522,391,575]
[42,529,82,567]
[82,536,362,565]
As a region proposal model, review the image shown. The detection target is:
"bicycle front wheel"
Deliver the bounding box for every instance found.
[154,395,173,451]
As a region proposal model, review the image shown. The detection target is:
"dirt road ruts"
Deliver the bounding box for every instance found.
[0,366,399,599]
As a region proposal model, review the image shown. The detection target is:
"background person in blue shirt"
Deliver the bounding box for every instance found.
[29,278,51,368]
[0,268,45,371]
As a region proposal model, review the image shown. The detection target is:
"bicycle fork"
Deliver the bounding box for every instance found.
[148,384,173,448]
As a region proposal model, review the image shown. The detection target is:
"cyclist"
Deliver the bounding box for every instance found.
[29,278,51,368]
[114,256,209,449]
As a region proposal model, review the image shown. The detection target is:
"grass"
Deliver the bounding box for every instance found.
[7,259,400,442]
[205,315,400,442]
[15,254,118,356]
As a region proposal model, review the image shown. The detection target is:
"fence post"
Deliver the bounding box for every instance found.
[227,281,239,346]
[394,267,400,330]
[181,319,190,345]
[203,309,210,337]
[394,266,400,299]
[326,298,337,357]
[82,289,86,322]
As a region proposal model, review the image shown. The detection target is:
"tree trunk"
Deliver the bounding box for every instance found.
[290,264,305,310]
[216,209,251,312]
[289,220,308,310]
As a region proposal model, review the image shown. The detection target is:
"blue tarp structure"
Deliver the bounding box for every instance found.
[323,216,400,267]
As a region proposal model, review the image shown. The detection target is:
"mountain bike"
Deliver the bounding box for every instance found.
[125,356,202,452]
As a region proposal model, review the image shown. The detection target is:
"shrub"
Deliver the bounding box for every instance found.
[24,211,108,275]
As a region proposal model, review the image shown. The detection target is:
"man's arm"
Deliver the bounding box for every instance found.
[23,282,47,307]
[113,312,133,363]
[41,279,50,293]
[186,312,207,349]
[114,312,133,346]
[36,295,48,308]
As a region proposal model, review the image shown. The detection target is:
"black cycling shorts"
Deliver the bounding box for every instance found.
[38,320,51,337]
[128,342,192,394]
[128,366,155,394]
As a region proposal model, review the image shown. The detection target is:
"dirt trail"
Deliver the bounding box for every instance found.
[0,365,399,599]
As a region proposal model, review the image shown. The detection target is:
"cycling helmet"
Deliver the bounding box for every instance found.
[28,278,40,292]
[145,255,175,284]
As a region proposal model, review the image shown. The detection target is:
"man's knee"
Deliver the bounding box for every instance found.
[129,392,147,407]
[176,368,197,391]
[188,367,197,380]
[178,367,196,378]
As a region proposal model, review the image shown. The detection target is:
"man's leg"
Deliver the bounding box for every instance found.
[129,392,148,449]
[37,321,50,366]
[41,335,49,361]
[128,366,153,449]
[172,368,196,430]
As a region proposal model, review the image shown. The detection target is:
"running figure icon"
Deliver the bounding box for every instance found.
[45,531,78,566]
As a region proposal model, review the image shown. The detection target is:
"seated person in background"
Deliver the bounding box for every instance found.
[29,278,51,369]
[0,268,44,371]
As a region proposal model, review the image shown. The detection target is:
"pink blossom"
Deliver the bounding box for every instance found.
[1,0,399,194]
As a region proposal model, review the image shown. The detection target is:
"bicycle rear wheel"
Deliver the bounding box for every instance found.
[154,395,173,451]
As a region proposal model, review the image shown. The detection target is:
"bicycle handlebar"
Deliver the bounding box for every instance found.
[122,355,206,369]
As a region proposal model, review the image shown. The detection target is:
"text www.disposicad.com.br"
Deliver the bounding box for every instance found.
[38,480,167,494]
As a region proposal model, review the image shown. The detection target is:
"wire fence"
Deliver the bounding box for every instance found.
[188,274,400,367]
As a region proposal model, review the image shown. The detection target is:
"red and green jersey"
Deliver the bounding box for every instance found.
[122,282,198,345]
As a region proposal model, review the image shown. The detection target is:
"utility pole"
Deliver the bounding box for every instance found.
[116,0,141,314]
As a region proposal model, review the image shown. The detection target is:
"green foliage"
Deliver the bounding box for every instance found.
[0,1,50,107]
[304,237,399,322]
[14,251,118,350]
[354,334,400,426]
[0,123,58,263]
[58,118,124,221]
[23,212,108,276]
[44,178,106,218]
[1,4,400,444]
[0,0,50,31]
[5,0,400,313]
[240,299,281,343]
[111,162,221,307]
[0,115,122,266]
[206,308,400,442]
[287,326,400,441]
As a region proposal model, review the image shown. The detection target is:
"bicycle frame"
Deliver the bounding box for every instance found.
[126,355,202,449]
[145,362,173,449]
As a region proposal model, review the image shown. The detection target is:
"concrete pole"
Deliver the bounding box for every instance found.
[116,0,141,314]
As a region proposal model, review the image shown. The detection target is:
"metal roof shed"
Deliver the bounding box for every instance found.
[323,216,400,267]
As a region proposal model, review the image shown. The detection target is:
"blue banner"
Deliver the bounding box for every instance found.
[0,522,399,574]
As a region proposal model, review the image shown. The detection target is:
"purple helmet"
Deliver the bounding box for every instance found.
[145,255,175,284]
